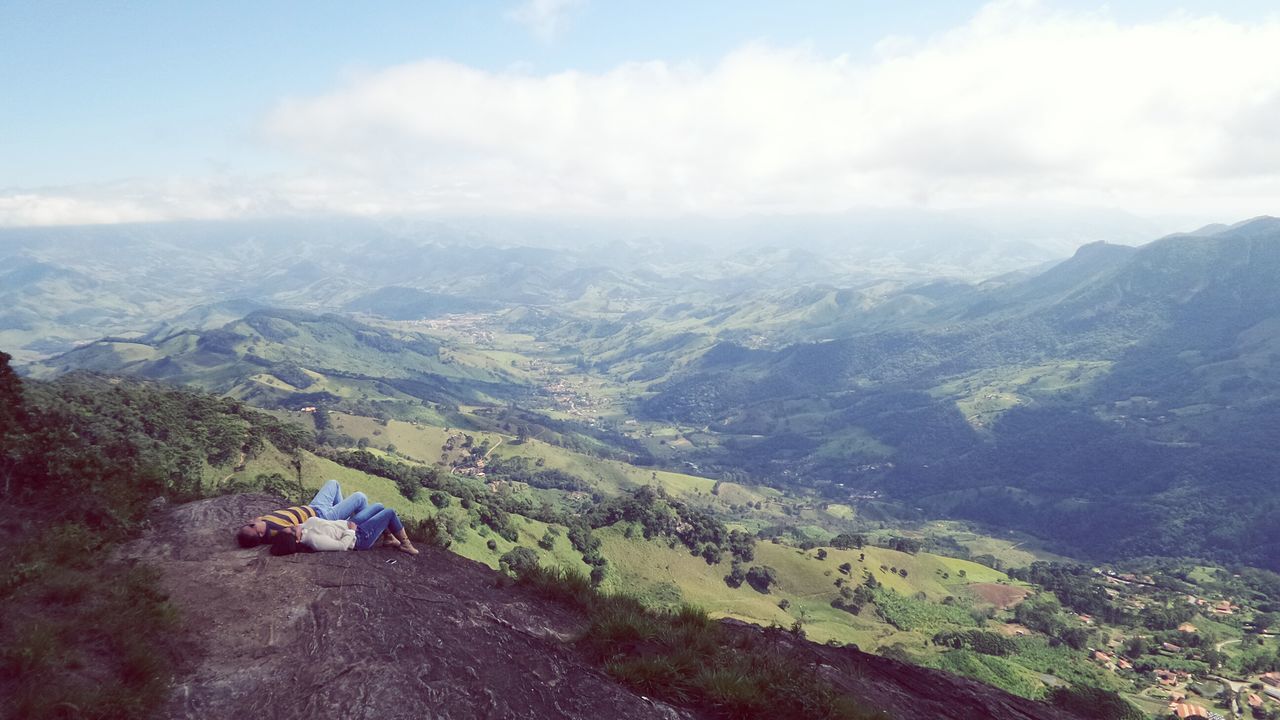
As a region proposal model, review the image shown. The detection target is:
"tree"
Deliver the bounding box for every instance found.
[746,565,779,593]
[724,563,747,588]
[816,549,828,561]
[830,533,865,549]
[838,562,852,575]
[1123,636,1148,659]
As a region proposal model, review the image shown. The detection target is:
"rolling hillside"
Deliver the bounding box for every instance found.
[30,309,531,415]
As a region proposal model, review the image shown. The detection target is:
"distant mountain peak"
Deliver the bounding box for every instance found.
[1223,214,1280,237]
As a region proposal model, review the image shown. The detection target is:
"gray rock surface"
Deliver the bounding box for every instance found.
[120,494,692,720]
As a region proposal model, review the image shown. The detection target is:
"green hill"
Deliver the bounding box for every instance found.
[32,309,530,416]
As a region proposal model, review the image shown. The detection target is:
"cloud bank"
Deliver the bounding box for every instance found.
[5,1,1280,226]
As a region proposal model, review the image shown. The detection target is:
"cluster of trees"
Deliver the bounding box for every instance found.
[588,486,755,565]
[723,564,778,593]
[322,447,610,583]
[931,630,1018,657]
[483,456,591,492]
[1007,563,1133,626]
[829,533,866,549]
[878,536,924,554]
[831,576,877,615]
[2,362,312,517]
[1013,595,1092,650]
[1136,602,1197,632]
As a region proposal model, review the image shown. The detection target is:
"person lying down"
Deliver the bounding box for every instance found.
[270,503,418,556]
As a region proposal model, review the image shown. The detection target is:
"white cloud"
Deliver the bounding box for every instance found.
[0,178,291,227]
[6,1,1280,226]
[505,0,585,43]
[258,2,1280,218]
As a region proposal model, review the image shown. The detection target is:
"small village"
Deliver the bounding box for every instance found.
[542,377,612,420]
[1075,568,1280,719]
[404,313,497,345]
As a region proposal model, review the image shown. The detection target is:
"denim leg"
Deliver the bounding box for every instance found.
[351,502,384,525]
[321,491,368,521]
[355,508,403,550]
[308,479,341,511]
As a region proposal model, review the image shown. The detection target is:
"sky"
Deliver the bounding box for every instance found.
[2,0,1279,226]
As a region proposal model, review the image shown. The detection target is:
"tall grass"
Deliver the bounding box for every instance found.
[509,564,883,720]
[0,524,189,720]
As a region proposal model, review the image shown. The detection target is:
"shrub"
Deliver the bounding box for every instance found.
[499,547,540,577]
[402,517,452,549]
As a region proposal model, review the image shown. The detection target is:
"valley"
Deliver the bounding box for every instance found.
[7,215,1280,719]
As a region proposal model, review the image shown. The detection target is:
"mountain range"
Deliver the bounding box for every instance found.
[15,215,1280,569]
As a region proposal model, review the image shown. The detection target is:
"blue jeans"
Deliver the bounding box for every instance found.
[309,480,368,521]
[355,508,404,550]
[351,502,384,524]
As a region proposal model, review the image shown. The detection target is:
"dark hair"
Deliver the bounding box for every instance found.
[237,525,262,548]
[270,533,299,556]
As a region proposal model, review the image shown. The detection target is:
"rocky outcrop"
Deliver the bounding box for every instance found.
[121,494,1087,720]
[121,494,691,720]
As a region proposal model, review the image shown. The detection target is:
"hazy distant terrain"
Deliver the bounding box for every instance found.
[0,210,1169,363]
[21,214,1280,570]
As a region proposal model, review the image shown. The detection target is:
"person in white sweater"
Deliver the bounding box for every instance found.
[296,516,358,551]
[270,503,418,556]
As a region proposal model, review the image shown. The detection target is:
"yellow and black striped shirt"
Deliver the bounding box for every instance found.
[257,505,319,541]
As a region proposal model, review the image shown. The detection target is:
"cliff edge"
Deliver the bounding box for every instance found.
[119,494,1087,720]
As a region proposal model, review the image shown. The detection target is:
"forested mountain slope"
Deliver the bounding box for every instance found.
[640,218,1280,568]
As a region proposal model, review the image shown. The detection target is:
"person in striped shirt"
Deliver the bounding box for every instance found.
[236,479,369,548]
